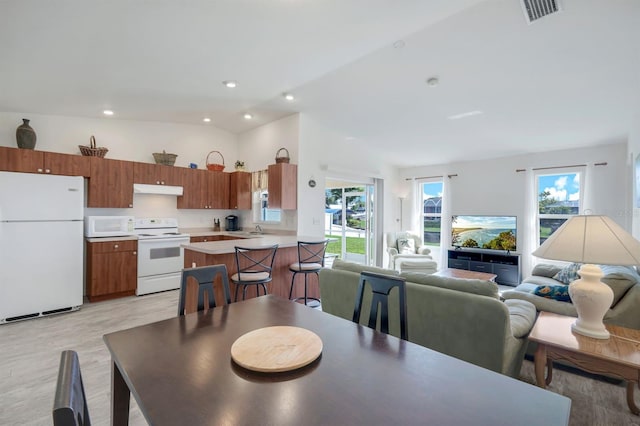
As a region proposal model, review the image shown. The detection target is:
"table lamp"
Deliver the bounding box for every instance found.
[532,215,640,339]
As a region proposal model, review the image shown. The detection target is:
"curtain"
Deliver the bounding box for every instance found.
[582,163,595,214]
[522,169,538,276]
[251,170,268,192]
[438,176,452,268]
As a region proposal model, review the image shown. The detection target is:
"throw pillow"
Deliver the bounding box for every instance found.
[599,265,640,307]
[552,263,582,285]
[533,285,571,302]
[397,238,415,254]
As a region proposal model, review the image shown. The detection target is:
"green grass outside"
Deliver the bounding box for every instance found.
[325,235,366,255]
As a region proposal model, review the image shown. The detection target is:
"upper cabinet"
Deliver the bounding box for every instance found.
[268,163,297,210]
[133,162,183,186]
[87,158,134,208]
[177,170,230,209]
[0,146,91,177]
[229,171,251,210]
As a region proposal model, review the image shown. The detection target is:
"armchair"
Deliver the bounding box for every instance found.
[386,231,435,270]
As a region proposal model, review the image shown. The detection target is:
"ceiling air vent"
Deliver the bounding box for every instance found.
[521,0,561,24]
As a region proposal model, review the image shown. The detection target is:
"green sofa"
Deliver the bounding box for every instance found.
[501,263,640,330]
[319,259,536,378]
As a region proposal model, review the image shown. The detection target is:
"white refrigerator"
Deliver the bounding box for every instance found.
[0,171,84,323]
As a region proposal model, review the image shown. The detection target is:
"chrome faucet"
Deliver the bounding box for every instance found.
[255,225,263,233]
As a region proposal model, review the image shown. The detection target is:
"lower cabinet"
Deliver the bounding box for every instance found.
[86,240,137,302]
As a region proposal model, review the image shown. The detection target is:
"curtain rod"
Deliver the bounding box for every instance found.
[515,162,607,173]
[405,174,458,181]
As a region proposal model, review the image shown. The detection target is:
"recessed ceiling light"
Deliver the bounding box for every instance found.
[447,110,483,120]
[426,77,439,87]
[223,80,237,88]
[243,113,253,120]
[103,110,114,116]
[283,93,295,101]
[203,117,211,123]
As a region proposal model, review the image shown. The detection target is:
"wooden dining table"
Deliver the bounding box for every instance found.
[103,295,571,426]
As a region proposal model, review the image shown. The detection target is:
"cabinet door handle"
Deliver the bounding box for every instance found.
[45,169,51,173]
[156,181,161,185]
[114,244,119,249]
[133,251,137,255]
[161,181,165,185]
[129,204,133,208]
[37,168,43,173]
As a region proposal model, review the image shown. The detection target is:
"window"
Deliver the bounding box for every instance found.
[537,171,582,245]
[421,181,443,246]
[251,170,281,223]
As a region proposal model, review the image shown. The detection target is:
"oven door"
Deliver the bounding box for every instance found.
[137,236,189,277]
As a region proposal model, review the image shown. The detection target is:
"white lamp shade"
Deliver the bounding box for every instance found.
[532,215,640,265]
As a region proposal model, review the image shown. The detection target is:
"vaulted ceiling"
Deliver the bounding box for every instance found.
[1,0,638,166]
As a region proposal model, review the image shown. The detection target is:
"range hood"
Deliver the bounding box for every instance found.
[133,183,184,196]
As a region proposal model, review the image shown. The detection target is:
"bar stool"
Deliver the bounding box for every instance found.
[288,240,329,307]
[231,245,278,301]
[353,271,408,340]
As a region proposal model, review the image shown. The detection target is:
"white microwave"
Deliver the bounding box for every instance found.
[85,216,135,238]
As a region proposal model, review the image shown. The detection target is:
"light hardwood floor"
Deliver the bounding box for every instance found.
[1,290,638,425]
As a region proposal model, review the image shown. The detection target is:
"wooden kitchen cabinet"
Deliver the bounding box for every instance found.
[178,169,230,209]
[133,162,184,186]
[87,157,135,208]
[268,163,297,210]
[0,146,91,176]
[86,239,137,302]
[229,171,251,209]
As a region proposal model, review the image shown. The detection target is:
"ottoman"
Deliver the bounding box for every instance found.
[395,258,438,274]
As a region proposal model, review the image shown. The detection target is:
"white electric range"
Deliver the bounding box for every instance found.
[134,218,189,296]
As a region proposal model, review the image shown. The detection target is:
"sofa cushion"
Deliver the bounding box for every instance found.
[397,238,415,254]
[531,264,562,278]
[552,263,582,284]
[504,299,536,338]
[400,271,499,299]
[600,265,640,307]
[533,285,571,302]
[332,259,399,276]
[521,276,566,288]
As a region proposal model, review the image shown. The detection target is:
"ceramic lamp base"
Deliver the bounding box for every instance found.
[568,264,613,340]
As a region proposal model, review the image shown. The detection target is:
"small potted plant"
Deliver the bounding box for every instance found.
[234,160,246,171]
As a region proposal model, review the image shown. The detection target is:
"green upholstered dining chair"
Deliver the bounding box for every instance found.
[178,264,232,316]
[231,245,279,301]
[353,271,408,340]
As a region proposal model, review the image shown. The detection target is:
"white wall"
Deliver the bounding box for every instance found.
[297,114,398,265]
[1,112,240,228]
[236,114,300,232]
[398,142,629,275]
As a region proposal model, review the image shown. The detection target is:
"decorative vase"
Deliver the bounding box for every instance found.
[16,119,37,149]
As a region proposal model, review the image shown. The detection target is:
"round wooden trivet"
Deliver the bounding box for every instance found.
[231,326,323,373]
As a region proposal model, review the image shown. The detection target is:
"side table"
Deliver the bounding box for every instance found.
[529,311,640,415]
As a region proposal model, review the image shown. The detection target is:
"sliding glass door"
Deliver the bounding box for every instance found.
[325,183,375,265]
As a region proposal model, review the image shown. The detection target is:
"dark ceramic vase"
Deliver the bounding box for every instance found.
[16,118,37,149]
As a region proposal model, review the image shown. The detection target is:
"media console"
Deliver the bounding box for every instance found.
[447,249,521,286]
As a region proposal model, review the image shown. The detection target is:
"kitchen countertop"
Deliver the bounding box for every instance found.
[182,235,325,255]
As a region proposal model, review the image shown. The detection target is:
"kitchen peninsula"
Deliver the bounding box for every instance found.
[182,234,325,306]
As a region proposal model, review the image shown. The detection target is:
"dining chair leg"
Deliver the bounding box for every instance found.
[243,285,248,300]
[261,283,268,296]
[234,284,240,302]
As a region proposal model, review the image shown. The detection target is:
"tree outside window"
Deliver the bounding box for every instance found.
[537,172,581,245]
